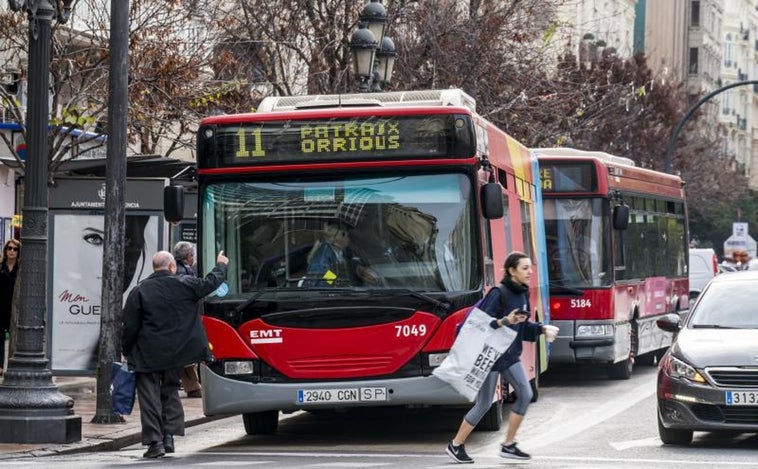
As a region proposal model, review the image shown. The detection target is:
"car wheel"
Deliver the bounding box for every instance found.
[242,410,279,435]
[475,399,504,431]
[657,412,692,445]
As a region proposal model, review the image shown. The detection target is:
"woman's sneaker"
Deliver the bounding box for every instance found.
[499,442,531,460]
[446,441,474,463]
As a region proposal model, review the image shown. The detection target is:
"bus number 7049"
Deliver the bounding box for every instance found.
[395,324,427,337]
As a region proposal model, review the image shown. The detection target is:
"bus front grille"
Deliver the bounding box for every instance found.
[288,355,395,373]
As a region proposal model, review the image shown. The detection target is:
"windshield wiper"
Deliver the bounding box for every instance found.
[367,288,451,313]
[549,283,585,295]
[233,289,270,315]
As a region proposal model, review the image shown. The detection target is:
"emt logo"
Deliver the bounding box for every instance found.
[250,329,283,344]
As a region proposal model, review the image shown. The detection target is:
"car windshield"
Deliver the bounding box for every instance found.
[690,279,758,328]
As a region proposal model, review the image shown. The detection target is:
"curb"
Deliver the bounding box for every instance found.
[0,378,232,458]
[51,414,231,456]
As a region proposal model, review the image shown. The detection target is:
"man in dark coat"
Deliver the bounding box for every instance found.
[172,241,203,398]
[173,241,196,276]
[122,249,228,458]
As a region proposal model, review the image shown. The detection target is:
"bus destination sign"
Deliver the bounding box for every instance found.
[199,114,476,167]
[540,162,597,193]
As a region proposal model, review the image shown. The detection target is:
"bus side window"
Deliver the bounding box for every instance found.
[614,226,626,276]
[501,193,512,253]
[519,200,535,260]
[482,217,494,285]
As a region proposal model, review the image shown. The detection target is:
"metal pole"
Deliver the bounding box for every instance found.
[664,80,758,174]
[0,0,81,443]
[92,0,129,424]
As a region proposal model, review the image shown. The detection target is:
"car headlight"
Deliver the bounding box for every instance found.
[666,356,706,383]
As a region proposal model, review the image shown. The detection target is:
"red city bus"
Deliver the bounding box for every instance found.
[534,148,688,379]
[164,89,550,434]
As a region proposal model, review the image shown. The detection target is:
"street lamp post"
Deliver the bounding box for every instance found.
[349,0,397,92]
[0,0,82,443]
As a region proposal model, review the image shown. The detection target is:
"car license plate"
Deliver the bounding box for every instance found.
[725,390,758,406]
[297,387,387,404]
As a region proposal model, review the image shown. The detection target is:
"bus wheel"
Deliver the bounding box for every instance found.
[475,399,504,431]
[608,320,637,379]
[242,410,279,435]
[607,357,633,379]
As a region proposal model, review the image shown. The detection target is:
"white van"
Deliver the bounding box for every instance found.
[689,248,718,299]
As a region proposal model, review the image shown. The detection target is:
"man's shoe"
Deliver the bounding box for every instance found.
[499,442,531,460]
[143,441,166,459]
[187,389,202,398]
[163,434,175,453]
[446,441,474,464]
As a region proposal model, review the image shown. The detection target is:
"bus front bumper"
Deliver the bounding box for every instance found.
[199,363,473,416]
[548,320,629,364]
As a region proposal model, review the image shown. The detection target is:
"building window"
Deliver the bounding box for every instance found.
[691,1,700,27]
[689,47,699,74]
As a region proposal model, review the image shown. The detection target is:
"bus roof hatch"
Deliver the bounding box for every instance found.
[257,89,476,113]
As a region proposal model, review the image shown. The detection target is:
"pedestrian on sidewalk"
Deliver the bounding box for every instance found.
[122,249,228,458]
[445,251,548,464]
[0,239,20,375]
[173,241,202,399]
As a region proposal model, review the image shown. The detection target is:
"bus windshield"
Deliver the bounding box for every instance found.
[544,198,610,287]
[201,172,479,297]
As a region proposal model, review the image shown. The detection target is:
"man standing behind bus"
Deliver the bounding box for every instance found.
[122,250,228,458]
[173,241,203,398]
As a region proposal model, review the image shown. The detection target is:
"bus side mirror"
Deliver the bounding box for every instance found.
[481,183,504,219]
[164,185,184,223]
[613,204,629,230]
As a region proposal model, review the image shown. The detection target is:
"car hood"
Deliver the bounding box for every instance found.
[673,329,758,367]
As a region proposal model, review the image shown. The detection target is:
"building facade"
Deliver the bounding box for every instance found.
[554,0,638,60]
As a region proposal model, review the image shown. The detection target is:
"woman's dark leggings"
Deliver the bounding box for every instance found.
[463,361,533,426]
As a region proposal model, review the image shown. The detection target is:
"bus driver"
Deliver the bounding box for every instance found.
[305,224,379,286]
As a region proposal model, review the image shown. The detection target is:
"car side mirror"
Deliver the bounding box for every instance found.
[481,183,504,219]
[655,313,681,333]
[613,204,629,230]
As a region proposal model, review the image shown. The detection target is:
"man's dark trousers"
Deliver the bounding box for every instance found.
[136,367,185,445]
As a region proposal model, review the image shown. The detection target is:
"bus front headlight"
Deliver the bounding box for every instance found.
[576,324,614,337]
[224,360,255,375]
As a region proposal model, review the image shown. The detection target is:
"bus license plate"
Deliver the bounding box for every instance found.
[297,387,387,404]
[725,390,758,406]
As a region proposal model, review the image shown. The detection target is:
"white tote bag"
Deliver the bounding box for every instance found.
[433,308,517,401]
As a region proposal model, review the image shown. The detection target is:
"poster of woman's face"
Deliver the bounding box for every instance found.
[50,213,159,372]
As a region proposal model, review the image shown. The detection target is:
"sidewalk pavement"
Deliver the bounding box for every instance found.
[0,376,225,460]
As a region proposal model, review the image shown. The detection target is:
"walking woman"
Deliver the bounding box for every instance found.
[446,251,548,463]
[0,239,20,375]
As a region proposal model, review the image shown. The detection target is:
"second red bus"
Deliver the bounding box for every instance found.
[535,148,688,379]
